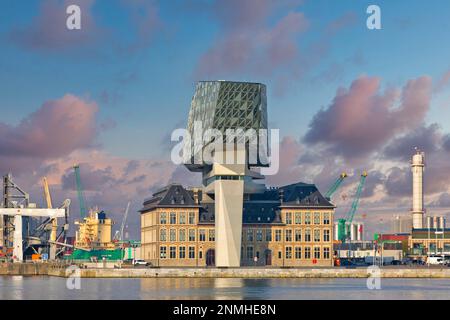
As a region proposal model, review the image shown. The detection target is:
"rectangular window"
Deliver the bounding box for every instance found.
[188,229,195,242]
[275,230,282,242]
[295,229,302,242]
[179,213,186,224]
[305,213,311,225]
[323,212,330,225]
[324,247,330,259]
[265,229,272,242]
[305,229,311,242]
[285,229,292,242]
[247,229,254,242]
[314,247,320,259]
[256,229,263,242]
[323,229,330,242]
[179,246,186,259]
[188,212,195,224]
[314,212,320,225]
[170,212,176,224]
[160,246,167,259]
[295,246,302,259]
[160,212,167,224]
[314,229,320,242]
[285,246,292,259]
[305,247,311,259]
[188,246,195,259]
[278,251,282,259]
[285,212,292,224]
[295,213,302,224]
[179,229,186,242]
[199,229,206,242]
[246,246,254,259]
[169,229,176,242]
[170,246,176,259]
[160,229,166,242]
[208,229,215,241]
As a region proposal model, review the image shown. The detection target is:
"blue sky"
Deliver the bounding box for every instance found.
[1,0,449,159]
[1,0,450,236]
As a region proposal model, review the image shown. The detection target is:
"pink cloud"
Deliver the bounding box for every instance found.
[10,0,101,51]
[194,0,308,78]
[0,94,98,159]
[434,70,450,93]
[303,75,433,160]
[117,0,162,54]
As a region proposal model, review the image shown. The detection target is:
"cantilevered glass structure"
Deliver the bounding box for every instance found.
[184,81,268,171]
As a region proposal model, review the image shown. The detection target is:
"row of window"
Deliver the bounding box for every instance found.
[160,246,199,259]
[284,212,331,225]
[244,228,331,243]
[158,228,331,243]
[242,246,331,260]
[158,211,331,226]
[160,228,215,242]
[159,246,331,260]
[160,212,196,225]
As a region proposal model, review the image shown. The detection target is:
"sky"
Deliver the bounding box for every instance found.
[0,0,450,239]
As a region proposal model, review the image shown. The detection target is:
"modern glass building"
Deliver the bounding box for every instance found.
[184,81,268,171]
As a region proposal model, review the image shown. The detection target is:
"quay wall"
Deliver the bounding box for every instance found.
[3,263,450,278]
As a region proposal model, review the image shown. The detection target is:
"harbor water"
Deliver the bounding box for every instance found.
[1,276,450,300]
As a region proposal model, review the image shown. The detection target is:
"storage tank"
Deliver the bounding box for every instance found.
[426,216,433,229]
[433,216,439,229]
[439,216,446,229]
[349,223,356,241]
[357,223,363,241]
[334,223,339,241]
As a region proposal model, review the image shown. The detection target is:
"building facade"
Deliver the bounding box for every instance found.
[140,183,335,267]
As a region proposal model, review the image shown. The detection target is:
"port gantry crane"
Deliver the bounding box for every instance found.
[73,164,87,219]
[325,172,348,200]
[337,171,368,242]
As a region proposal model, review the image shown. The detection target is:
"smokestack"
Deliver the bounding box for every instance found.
[411,149,425,229]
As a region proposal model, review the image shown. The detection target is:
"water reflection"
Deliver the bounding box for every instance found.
[2,276,450,300]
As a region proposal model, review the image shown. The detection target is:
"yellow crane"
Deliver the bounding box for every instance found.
[42,177,58,244]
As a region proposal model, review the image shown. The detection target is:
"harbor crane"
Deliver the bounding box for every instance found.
[325,172,348,200]
[337,171,368,242]
[73,164,87,219]
[41,177,71,259]
[114,201,131,241]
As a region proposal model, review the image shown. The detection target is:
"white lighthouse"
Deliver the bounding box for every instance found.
[411,149,425,229]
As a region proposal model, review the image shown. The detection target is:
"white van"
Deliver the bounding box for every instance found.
[427,256,444,265]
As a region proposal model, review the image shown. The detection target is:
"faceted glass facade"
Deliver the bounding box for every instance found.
[184,81,268,169]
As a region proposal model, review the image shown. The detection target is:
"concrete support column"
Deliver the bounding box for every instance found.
[215,180,244,267]
[13,215,23,262]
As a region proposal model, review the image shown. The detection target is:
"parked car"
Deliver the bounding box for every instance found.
[133,259,151,267]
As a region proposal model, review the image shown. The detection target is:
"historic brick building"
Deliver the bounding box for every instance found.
[140,183,335,267]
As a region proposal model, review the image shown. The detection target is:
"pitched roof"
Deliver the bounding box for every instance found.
[140,182,334,221]
[140,184,200,212]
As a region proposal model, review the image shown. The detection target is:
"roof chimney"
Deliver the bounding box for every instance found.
[279,189,284,204]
